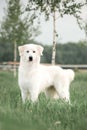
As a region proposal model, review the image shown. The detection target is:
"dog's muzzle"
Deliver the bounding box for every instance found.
[29,56,33,61]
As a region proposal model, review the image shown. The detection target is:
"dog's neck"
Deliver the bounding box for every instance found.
[20,58,40,70]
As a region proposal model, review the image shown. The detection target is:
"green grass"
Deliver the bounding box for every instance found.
[0,71,87,130]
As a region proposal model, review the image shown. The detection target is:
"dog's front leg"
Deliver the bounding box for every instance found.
[30,89,39,102]
[21,90,28,103]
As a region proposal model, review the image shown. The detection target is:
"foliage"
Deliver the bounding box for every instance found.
[27,0,87,23]
[0,71,87,130]
[85,0,87,35]
[56,42,87,64]
[0,0,40,67]
[41,45,52,63]
[0,41,87,63]
[85,23,87,36]
[0,39,13,61]
[26,0,87,64]
[41,41,87,64]
[0,0,40,45]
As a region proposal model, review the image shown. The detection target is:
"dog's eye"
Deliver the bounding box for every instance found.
[33,51,36,53]
[26,50,29,53]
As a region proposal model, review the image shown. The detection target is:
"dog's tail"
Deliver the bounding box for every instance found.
[65,69,75,82]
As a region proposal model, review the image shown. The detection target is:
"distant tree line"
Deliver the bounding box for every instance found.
[41,41,87,64]
[0,40,87,64]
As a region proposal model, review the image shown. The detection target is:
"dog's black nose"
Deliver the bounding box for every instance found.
[29,56,33,61]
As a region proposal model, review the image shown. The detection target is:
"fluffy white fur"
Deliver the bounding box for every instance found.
[18,44,75,103]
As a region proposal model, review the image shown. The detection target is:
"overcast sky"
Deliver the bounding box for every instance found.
[0,0,87,45]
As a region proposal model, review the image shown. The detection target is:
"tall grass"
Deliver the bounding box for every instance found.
[0,71,87,130]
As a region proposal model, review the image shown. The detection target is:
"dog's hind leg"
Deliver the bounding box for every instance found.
[54,82,70,103]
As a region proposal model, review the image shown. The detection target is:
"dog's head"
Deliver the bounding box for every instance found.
[18,44,44,63]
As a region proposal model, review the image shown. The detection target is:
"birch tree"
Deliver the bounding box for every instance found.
[26,0,87,64]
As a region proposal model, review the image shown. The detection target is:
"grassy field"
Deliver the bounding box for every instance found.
[0,70,87,130]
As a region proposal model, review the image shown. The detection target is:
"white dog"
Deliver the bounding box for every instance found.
[18,44,75,103]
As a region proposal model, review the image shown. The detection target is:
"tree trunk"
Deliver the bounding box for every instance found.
[51,10,56,65]
[13,40,17,77]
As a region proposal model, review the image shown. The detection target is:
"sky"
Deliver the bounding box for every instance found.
[0,0,87,45]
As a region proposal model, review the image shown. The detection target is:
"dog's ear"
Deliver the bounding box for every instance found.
[18,45,25,56]
[37,45,44,56]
